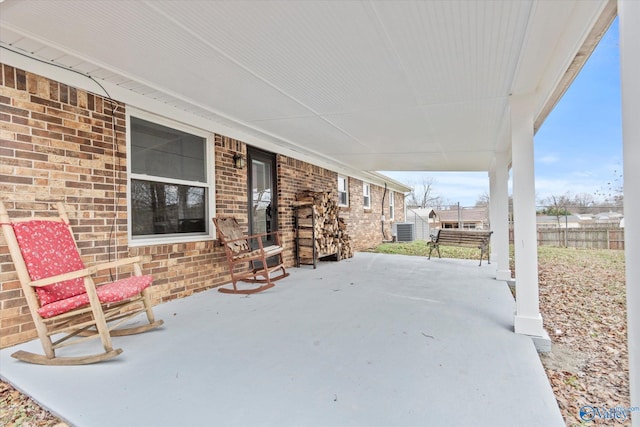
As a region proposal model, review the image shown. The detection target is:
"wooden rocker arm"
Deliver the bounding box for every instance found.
[89,255,150,274]
[29,267,96,287]
[29,256,150,288]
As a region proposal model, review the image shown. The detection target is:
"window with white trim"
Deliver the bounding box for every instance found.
[363,182,371,209]
[128,113,213,244]
[389,190,395,220]
[338,175,349,207]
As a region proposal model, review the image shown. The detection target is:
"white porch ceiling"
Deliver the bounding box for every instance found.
[0,0,614,173]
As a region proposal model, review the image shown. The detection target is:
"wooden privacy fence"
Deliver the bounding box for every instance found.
[509,227,625,250]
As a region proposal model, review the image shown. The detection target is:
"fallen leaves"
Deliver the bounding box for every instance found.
[534,247,629,427]
[0,381,67,426]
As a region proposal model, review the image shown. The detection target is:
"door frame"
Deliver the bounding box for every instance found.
[247,146,278,237]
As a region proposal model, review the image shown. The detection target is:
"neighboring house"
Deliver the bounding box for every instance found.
[574,213,595,225]
[594,212,624,226]
[536,215,582,228]
[0,65,410,347]
[536,213,624,228]
[404,206,489,241]
[430,207,489,230]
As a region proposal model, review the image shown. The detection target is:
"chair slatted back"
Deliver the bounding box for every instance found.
[214,218,250,254]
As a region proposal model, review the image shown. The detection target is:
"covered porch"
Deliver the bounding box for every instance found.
[0,253,563,427]
[0,0,638,423]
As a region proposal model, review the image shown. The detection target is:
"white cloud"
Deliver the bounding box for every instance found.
[537,155,560,164]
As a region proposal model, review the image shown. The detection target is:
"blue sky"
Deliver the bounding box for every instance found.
[382,19,622,208]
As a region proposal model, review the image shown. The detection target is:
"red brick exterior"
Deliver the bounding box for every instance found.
[0,64,404,347]
[339,178,403,250]
[276,156,337,265]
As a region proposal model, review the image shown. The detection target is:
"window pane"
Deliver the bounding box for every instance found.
[131,179,206,236]
[338,176,346,192]
[363,183,370,207]
[131,117,206,182]
[251,159,272,236]
[338,176,348,206]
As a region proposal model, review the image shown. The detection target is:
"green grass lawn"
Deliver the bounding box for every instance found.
[370,239,482,260]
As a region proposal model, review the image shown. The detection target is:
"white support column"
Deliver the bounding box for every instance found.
[491,150,512,282]
[510,94,547,342]
[619,0,640,420]
[489,167,498,261]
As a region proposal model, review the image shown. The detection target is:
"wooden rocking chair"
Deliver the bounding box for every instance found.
[213,217,289,294]
[0,201,163,365]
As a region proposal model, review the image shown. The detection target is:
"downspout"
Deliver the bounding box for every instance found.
[382,182,388,240]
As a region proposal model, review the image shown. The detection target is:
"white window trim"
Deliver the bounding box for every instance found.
[126,108,215,247]
[338,175,349,207]
[363,182,371,209]
[389,190,395,220]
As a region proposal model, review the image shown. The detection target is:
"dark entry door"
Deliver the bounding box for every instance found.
[247,147,278,248]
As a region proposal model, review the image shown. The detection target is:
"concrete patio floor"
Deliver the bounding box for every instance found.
[0,252,563,427]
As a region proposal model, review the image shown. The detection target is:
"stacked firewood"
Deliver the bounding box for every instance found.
[293,190,353,261]
[337,217,354,259]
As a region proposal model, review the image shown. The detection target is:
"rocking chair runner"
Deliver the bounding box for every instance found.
[213,217,289,294]
[0,201,163,365]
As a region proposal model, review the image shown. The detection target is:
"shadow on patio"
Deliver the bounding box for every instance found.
[0,252,563,427]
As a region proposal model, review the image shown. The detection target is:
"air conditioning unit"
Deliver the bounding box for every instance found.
[392,223,415,242]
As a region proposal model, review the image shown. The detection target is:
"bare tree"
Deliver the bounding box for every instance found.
[475,192,490,207]
[595,169,624,208]
[407,176,443,208]
[571,193,596,213]
[540,193,573,247]
[540,193,572,221]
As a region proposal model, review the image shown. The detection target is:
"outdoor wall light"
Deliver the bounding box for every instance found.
[233,153,246,169]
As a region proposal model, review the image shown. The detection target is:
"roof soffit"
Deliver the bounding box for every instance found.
[0,0,613,173]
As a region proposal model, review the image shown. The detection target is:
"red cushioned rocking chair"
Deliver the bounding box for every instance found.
[0,201,163,365]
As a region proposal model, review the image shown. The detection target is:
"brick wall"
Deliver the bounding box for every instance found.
[339,178,403,250]
[0,65,231,347]
[127,135,249,305]
[276,155,337,265]
[216,135,248,221]
[0,64,404,348]
[1,64,137,346]
[276,159,405,255]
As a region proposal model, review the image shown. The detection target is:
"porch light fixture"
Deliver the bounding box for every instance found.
[233,153,246,169]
